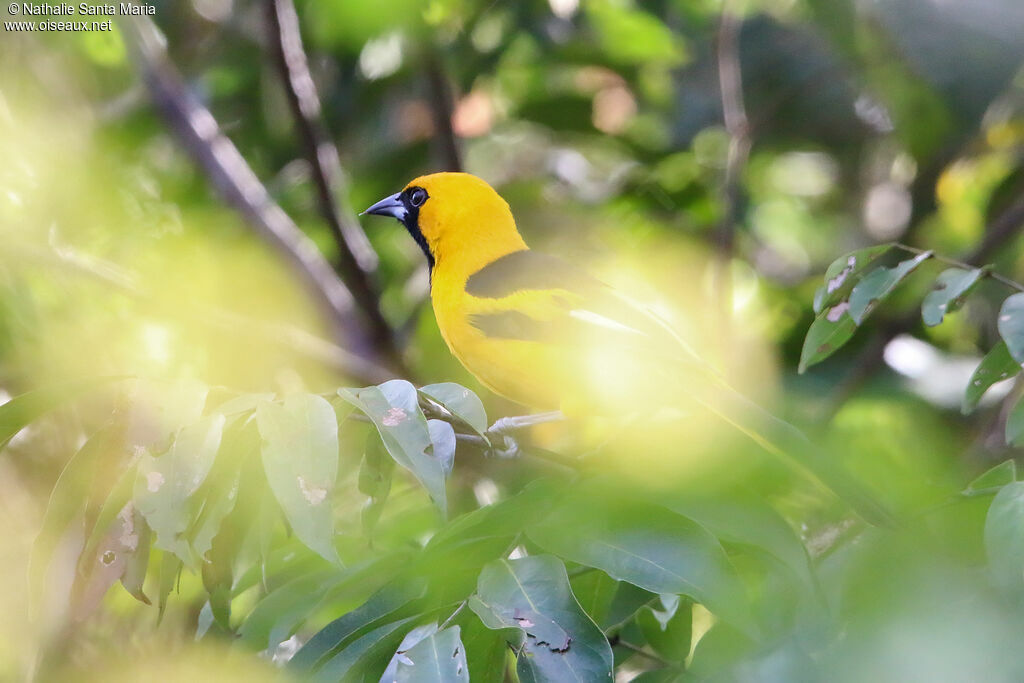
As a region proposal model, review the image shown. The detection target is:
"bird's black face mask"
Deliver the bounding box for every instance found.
[362,186,433,269]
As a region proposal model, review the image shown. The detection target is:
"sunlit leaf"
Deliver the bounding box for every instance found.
[921,267,985,326]
[962,341,1020,414]
[469,555,614,682]
[134,414,226,567]
[587,0,686,66]
[311,617,416,682]
[419,383,488,437]
[847,252,932,324]
[257,395,340,564]
[29,422,125,611]
[998,293,1024,365]
[527,490,752,634]
[813,245,893,314]
[379,621,439,681]
[966,460,1016,494]
[338,380,449,517]
[985,481,1024,589]
[798,304,857,373]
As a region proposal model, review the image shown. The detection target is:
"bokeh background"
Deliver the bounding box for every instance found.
[3,0,1024,680]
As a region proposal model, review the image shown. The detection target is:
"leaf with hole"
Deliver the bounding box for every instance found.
[134,413,226,567]
[257,395,340,564]
[813,244,893,314]
[339,380,449,517]
[962,341,1020,414]
[469,555,614,682]
[921,267,985,326]
[391,626,469,682]
[798,303,857,373]
[847,252,932,324]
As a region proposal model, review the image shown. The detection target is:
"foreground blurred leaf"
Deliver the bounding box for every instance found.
[921,267,985,326]
[359,433,396,538]
[798,305,857,373]
[419,383,488,437]
[848,252,932,324]
[0,376,124,451]
[257,395,340,564]
[813,245,893,314]
[962,341,1020,414]
[30,421,125,611]
[339,380,448,517]
[999,293,1024,365]
[985,481,1024,589]
[469,556,614,682]
[527,486,752,633]
[669,496,813,587]
[134,414,226,567]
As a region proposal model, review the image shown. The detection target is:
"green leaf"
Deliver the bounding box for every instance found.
[985,481,1024,589]
[290,578,427,672]
[30,422,125,611]
[134,414,226,567]
[798,304,857,373]
[962,341,1020,414]
[921,267,985,326]
[999,293,1024,365]
[359,433,395,538]
[813,245,893,314]
[311,617,416,683]
[469,555,614,682]
[419,383,488,437]
[526,488,752,634]
[338,380,449,517]
[257,395,340,564]
[457,612,512,683]
[669,496,813,587]
[393,626,469,682]
[637,598,692,664]
[847,252,932,324]
[1008,396,1024,447]
[966,460,1016,494]
[0,376,125,451]
[587,0,686,66]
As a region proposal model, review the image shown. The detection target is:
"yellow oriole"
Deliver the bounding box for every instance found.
[364,172,893,525]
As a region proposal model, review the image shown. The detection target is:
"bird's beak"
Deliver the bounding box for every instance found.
[360,192,407,221]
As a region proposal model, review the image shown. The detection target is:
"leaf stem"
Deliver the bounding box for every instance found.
[894,243,1024,292]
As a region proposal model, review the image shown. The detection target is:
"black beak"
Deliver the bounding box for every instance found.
[360,192,407,221]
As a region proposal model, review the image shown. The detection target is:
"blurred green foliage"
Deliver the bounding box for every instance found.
[2,0,1024,680]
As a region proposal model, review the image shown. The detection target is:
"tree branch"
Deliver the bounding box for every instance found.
[266,0,405,369]
[123,17,397,373]
[424,50,463,172]
[713,7,750,373]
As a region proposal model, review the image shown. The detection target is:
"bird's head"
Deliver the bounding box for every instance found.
[362,172,526,271]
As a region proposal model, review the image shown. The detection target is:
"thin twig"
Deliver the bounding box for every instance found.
[123,17,392,371]
[266,0,405,370]
[895,243,1024,292]
[610,638,680,670]
[713,7,750,374]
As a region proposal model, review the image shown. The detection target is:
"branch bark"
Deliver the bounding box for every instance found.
[124,17,398,374]
[266,0,405,369]
[424,50,463,172]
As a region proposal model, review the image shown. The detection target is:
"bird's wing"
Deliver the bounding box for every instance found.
[465,250,699,362]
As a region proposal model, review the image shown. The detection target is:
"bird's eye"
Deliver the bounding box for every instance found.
[408,188,427,207]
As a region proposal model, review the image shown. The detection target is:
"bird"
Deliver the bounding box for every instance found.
[363,172,893,525]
